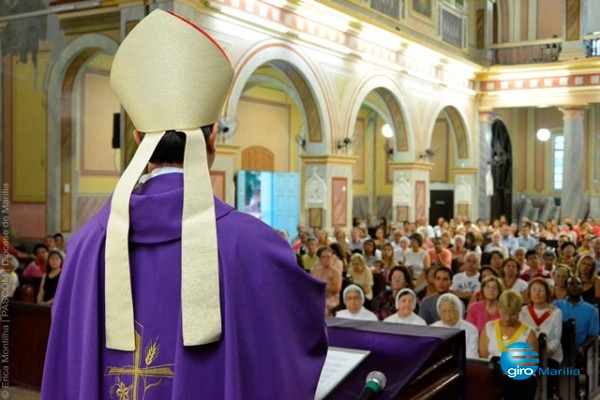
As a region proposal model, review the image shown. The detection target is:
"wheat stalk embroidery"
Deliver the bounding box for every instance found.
[105,322,175,400]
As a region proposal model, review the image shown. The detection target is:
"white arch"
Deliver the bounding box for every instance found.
[426,100,472,163]
[46,34,119,233]
[346,74,415,161]
[225,39,332,153]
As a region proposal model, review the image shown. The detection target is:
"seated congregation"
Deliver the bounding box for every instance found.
[5,215,600,398]
[2,232,66,306]
[296,215,600,398]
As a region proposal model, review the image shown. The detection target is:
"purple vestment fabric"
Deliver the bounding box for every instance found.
[41,173,328,399]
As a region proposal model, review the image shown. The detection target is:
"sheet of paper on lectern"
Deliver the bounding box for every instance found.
[314,347,371,400]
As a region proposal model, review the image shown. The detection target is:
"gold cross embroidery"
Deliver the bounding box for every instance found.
[105,322,174,400]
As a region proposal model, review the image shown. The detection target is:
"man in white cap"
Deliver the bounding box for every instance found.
[41,9,327,399]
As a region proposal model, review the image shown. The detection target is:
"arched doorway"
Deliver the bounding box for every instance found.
[428,106,470,225]
[224,48,328,236]
[490,120,513,222]
[46,34,119,233]
[351,86,410,223]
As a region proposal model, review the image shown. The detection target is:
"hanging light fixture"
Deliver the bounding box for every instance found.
[536,128,551,142]
[381,124,394,138]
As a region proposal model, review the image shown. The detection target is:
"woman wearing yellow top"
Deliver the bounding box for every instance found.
[479,290,538,399]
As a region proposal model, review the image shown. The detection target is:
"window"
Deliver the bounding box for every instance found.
[553,135,564,190]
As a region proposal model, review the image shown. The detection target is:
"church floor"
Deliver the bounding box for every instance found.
[5,385,39,399]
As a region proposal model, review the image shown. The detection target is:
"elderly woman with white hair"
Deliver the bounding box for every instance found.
[431,293,479,359]
[383,288,426,325]
[450,234,467,269]
[0,254,20,298]
[335,284,378,321]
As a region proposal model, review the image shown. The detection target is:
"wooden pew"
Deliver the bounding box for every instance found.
[3,301,51,388]
[465,334,547,400]
[557,317,600,398]
[587,340,600,399]
[560,319,577,399]
[14,277,42,303]
[537,332,548,400]
[465,357,502,400]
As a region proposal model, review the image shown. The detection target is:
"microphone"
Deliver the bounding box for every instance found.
[357,371,387,400]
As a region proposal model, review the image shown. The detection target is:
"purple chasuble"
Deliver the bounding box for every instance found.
[41,173,328,399]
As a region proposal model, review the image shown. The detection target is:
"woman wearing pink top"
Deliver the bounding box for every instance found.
[466,275,504,332]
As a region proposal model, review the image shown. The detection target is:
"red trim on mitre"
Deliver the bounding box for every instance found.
[167,11,231,65]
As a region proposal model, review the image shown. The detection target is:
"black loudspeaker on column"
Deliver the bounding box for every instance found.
[112,113,120,149]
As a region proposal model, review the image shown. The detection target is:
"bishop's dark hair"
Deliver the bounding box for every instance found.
[139,124,213,164]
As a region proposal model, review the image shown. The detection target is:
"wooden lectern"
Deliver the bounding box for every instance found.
[325,317,466,399]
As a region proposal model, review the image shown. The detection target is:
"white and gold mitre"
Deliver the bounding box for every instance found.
[105,9,234,351]
[110,9,233,131]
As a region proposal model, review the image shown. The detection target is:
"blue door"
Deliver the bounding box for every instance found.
[272,173,300,242]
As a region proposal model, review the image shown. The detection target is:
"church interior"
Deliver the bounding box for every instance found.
[2,0,600,398]
[2,0,599,239]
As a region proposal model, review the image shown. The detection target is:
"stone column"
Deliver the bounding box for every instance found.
[480,0,495,63]
[389,162,433,223]
[591,109,600,217]
[561,106,587,221]
[453,168,478,222]
[478,108,494,220]
[301,155,357,230]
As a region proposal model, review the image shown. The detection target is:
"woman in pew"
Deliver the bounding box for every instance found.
[404,232,431,287]
[467,265,499,306]
[520,278,563,397]
[480,290,538,358]
[335,284,378,321]
[488,250,505,275]
[500,257,528,300]
[466,275,504,332]
[0,254,20,299]
[558,241,577,274]
[480,290,538,399]
[519,278,563,364]
[347,253,374,306]
[383,288,426,326]
[329,242,348,276]
[36,250,63,306]
[551,264,571,301]
[363,239,381,268]
[372,266,414,320]
[431,293,479,359]
[576,254,600,304]
[380,242,400,277]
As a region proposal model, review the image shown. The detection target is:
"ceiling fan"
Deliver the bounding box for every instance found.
[217,115,238,141]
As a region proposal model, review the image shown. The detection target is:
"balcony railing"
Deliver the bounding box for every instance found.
[489,37,562,65]
[583,33,600,57]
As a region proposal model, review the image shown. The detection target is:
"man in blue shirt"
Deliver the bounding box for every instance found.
[419,266,452,324]
[517,222,537,251]
[554,276,599,360]
[500,224,519,255]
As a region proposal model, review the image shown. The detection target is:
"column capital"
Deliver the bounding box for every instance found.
[389,161,434,171]
[452,167,478,175]
[478,108,494,122]
[560,105,588,120]
[301,155,358,166]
